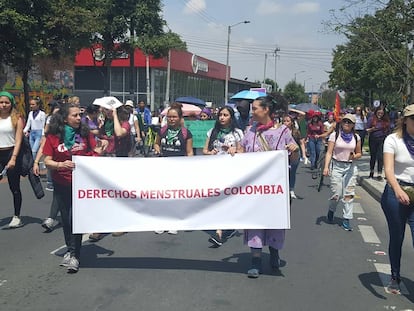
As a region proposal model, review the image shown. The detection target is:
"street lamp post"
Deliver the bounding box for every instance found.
[225,20,250,104]
[294,70,305,82]
[303,77,312,91]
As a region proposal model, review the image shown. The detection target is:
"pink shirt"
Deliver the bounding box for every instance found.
[328,131,360,162]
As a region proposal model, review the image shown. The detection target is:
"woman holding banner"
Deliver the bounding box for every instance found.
[203,106,243,246]
[43,103,104,273]
[235,95,298,278]
[153,103,193,235]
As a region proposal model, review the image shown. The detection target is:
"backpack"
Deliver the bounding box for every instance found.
[160,125,189,140]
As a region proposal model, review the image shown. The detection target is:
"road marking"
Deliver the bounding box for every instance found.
[353,202,364,214]
[0,280,7,287]
[374,263,409,295]
[50,233,90,255]
[358,225,381,244]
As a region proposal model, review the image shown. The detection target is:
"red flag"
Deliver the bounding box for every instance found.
[334,92,341,122]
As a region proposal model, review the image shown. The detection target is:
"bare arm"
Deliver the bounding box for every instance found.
[186,138,194,156]
[323,141,335,176]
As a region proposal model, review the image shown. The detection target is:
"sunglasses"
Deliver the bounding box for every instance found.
[342,119,354,124]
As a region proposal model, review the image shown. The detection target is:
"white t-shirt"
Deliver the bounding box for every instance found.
[0,116,15,148]
[207,128,244,155]
[328,131,360,162]
[128,114,138,135]
[383,133,414,183]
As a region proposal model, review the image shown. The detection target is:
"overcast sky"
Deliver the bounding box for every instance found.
[161,0,356,93]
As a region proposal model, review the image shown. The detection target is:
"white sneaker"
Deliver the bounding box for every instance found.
[154,230,165,234]
[304,158,310,165]
[60,252,71,267]
[290,191,297,199]
[42,218,58,231]
[8,216,23,228]
[167,230,178,235]
[66,257,79,273]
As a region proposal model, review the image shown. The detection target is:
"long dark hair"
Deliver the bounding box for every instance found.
[208,106,240,151]
[255,95,287,117]
[48,103,90,141]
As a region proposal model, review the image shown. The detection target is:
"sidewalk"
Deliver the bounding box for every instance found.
[356,154,385,202]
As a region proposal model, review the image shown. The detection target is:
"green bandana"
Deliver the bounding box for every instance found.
[64,125,76,150]
[0,91,16,107]
[104,119,114,137]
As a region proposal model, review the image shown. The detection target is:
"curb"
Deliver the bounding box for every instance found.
[357,176,383,203]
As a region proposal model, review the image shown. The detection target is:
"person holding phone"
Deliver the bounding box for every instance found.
[323,114,362,231]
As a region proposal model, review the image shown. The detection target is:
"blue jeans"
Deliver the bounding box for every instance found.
[308,137,323,169]
[29,130,42,159]
[381,184,414,278]
[289,159,300,191]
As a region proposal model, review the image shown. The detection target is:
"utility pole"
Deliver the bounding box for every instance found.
[263,53,268,83]
[274,47,280,91]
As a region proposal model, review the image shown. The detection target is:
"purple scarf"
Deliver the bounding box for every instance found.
[403,132,414,157]
[340,130,354,143]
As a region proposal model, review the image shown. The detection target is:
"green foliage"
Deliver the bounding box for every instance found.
[283,80,308,104]
[329,1,414,104]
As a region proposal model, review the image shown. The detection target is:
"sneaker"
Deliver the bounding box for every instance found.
[66,257,79,273]
[45,185,54,191]
[376,176,384,182]
[167,230,178,235]
[8,216,23,228]
[327,210,334,223]
[208,233,224,247]
[290,191,297,199]
[41,218,58,232]
[154,230,165,234]
[59,252,71,267]
[342,219,353,231]
[386,277,401,294]
[89,233,104,242]
[247,268,260,278]
[112,232,126,237]
[304,158,310,165]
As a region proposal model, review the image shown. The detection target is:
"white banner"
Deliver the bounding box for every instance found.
[72,151,290,233]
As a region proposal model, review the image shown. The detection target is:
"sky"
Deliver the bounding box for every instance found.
[161,0,351,93]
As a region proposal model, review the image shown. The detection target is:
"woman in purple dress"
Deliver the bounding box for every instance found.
[235,95,298,278]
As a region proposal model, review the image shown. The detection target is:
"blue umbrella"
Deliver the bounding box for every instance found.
[175,96,206,107]
[230,90,267,101]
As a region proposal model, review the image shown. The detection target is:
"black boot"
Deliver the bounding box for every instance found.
[247,257,262,278]
[269,247,280,270]
[369,171,374,178]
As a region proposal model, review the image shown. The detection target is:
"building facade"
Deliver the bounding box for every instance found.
[74,47,259,110]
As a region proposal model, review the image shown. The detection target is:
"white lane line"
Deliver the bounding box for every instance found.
[353,202,364,214]
[374,263,409,295]
[50,233,90,255]
[358,225,381,244]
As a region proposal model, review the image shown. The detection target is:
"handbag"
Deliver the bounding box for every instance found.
[17,136,34,177]
[402,186,414,204]
[28,168,45,199]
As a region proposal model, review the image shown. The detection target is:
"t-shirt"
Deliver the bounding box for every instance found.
[383,133,414,183]
[207,128,244,155]
[328,131,360,162]
[307,121,324,138]
[159,127,193,157]
[43,133,97,186]
[115,121,131,157]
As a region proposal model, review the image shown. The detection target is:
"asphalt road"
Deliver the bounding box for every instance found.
[0,164,413,311]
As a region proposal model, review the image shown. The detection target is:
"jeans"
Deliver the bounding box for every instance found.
[289,158,300,191]
[54,183,82,259]
[381,184,414,278]
[368,136,385,174]
[29,129,43,159]
[328,160,357,219]
[308,137,323,169]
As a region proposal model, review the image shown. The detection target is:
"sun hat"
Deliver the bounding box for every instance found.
[124,100,134,108]
[403,104,414,117]
[342,113,356,123]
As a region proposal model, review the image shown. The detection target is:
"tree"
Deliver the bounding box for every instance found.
[328,0,414,105]
[283,81,308,103]
[0,0,99,113]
